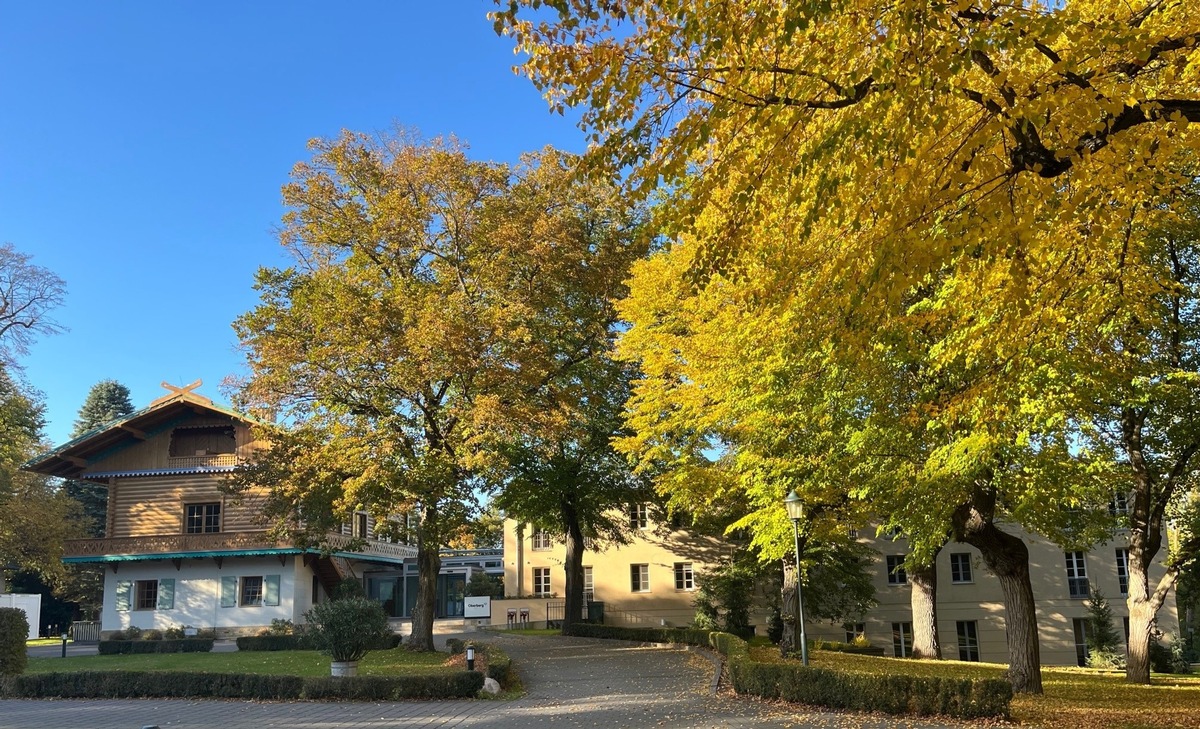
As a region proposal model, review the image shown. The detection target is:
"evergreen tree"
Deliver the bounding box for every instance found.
[1086,589,1125,670]
[60,380,134,619]
[63,380,133,536]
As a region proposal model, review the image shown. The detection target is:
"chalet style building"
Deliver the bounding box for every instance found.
[24,383,441,637]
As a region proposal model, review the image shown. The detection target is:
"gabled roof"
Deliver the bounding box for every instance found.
[24,384,263,481]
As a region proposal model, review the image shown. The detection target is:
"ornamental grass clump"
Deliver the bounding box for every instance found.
[304,596,391,664]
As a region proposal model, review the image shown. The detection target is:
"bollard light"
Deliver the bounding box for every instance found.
[60,632,68,659]
[466,643,475,671]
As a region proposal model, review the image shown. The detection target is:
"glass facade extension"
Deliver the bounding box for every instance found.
[366,570,467,619]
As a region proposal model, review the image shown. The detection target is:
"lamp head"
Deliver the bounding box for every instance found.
[783,490,804,521]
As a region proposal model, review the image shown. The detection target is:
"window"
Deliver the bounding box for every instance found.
[240,576,264,606]
[532,529,552,551]
[169,425,236,457]
[1115,548,1129,596]
[135,580,158,610]
[583,566,594,602]
[950,553,973,584]
[891,622,913,657]
[956,621,980,661]
[354,512,369,539]
[116,579,173,611]
[533,568,551,597]
[886,555,908,585]
[1072,617,1089,666]
[185,502,221,534]
[630,564,650,592]
[844,622,866,643]
[1065,551,1089,598]
[674,562,695,590]
[629,503,649,530]
[848,529,859,539]
[1109,492,1129,516]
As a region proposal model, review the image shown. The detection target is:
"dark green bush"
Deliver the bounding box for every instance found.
[446,638,465,655]
[563,623,1011,719]
[0,670,483,701]
[304,596,391,662]
[0,608,28,676]
[484,645,514,686]
[98,638,214,655]
[141,629,164,641]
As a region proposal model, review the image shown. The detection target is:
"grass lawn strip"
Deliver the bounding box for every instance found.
[27,647,457,678]
[751,646,1200,729]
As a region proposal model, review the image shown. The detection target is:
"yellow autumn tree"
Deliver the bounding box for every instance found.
[496,0,1200,691]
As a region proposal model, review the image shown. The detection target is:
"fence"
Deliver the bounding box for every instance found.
[71,621,101,642]
[545,601,605,627]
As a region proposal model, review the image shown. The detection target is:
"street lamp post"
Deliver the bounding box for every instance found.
[783,490,809,666]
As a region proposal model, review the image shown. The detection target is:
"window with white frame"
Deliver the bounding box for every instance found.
[185,502,221,534]
[956,620,980,661]
[674,562,695,590]
[1065,551,1089,598]
[630,564,650,592]
[629,503,649,530]
[886,555,908,585]
[532,529,552,551]
[583,566,594,601]
[1109,492,1130,516]
[844,622,866,643]
[1116,548,1129,596]
[949,553,973,584]
[533,567,551,597]
[892,622,913,657]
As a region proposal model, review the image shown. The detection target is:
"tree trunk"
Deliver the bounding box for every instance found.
[910,558,941,659]
[779,557,801,657]
[953,493,1043,694]
[1125,549,1178,683]
[561,510,586,633]
[407,505,442,652]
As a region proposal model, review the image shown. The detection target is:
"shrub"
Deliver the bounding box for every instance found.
[140,629,164,641]
[446,638,466,655]
[0,670,483,701]
[107,629,127,641]
[464,572,504,598]
[123,626,143,640]
[304,596,391,663]
[484,645,514,686]
[0,608,28,676]
[98,638,214,655]
[163,626,186,640]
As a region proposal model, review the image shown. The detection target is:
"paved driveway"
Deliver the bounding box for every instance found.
[2,634,951,728]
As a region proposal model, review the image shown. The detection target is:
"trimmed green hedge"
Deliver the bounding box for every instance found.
[0,670,483,701]
[0,608,27,676]
[562,624,1012,719]
[98,638,214,655]
[235,634,401,652]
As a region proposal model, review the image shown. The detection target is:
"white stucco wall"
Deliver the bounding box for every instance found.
[101,556,304,634]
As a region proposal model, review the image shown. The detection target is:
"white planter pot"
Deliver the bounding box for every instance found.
[330,660,359,677]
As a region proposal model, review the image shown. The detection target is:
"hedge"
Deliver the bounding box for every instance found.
[0,608,27,676]
[0,670,483,701]
[445,639,514,687]
[98,638,215,655]
[562,624,1012,719]
[235,634,401,652]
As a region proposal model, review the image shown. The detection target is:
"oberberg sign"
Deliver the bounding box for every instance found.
[464,596,491,619]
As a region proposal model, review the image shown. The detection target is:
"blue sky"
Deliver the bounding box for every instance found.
[0,2,584,445]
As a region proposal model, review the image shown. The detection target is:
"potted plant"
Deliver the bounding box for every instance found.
[304,594,391,677]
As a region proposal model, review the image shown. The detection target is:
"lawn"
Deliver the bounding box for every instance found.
[26,647,457,678]
[25,638,71,647]
[751,646,1200,729]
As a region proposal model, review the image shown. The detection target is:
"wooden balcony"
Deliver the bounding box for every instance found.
[166,453,240,469]
[63,531,417,562]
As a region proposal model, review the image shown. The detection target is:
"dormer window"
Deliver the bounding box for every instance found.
[169,426,236,457]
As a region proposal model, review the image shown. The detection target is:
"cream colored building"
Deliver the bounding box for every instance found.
[505,505,1179,667]
[803,524,1180,667]
[503,505,734,627]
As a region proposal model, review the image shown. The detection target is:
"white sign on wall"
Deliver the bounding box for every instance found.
[464,596,491,619]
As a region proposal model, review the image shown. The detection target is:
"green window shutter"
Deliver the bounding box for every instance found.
[115,581,132,612]
[157,578,175,610]
[264,575,280,606]
[221,576,238,608]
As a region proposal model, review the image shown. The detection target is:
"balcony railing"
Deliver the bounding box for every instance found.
[64,531,417,561]
[167,453,240,469]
